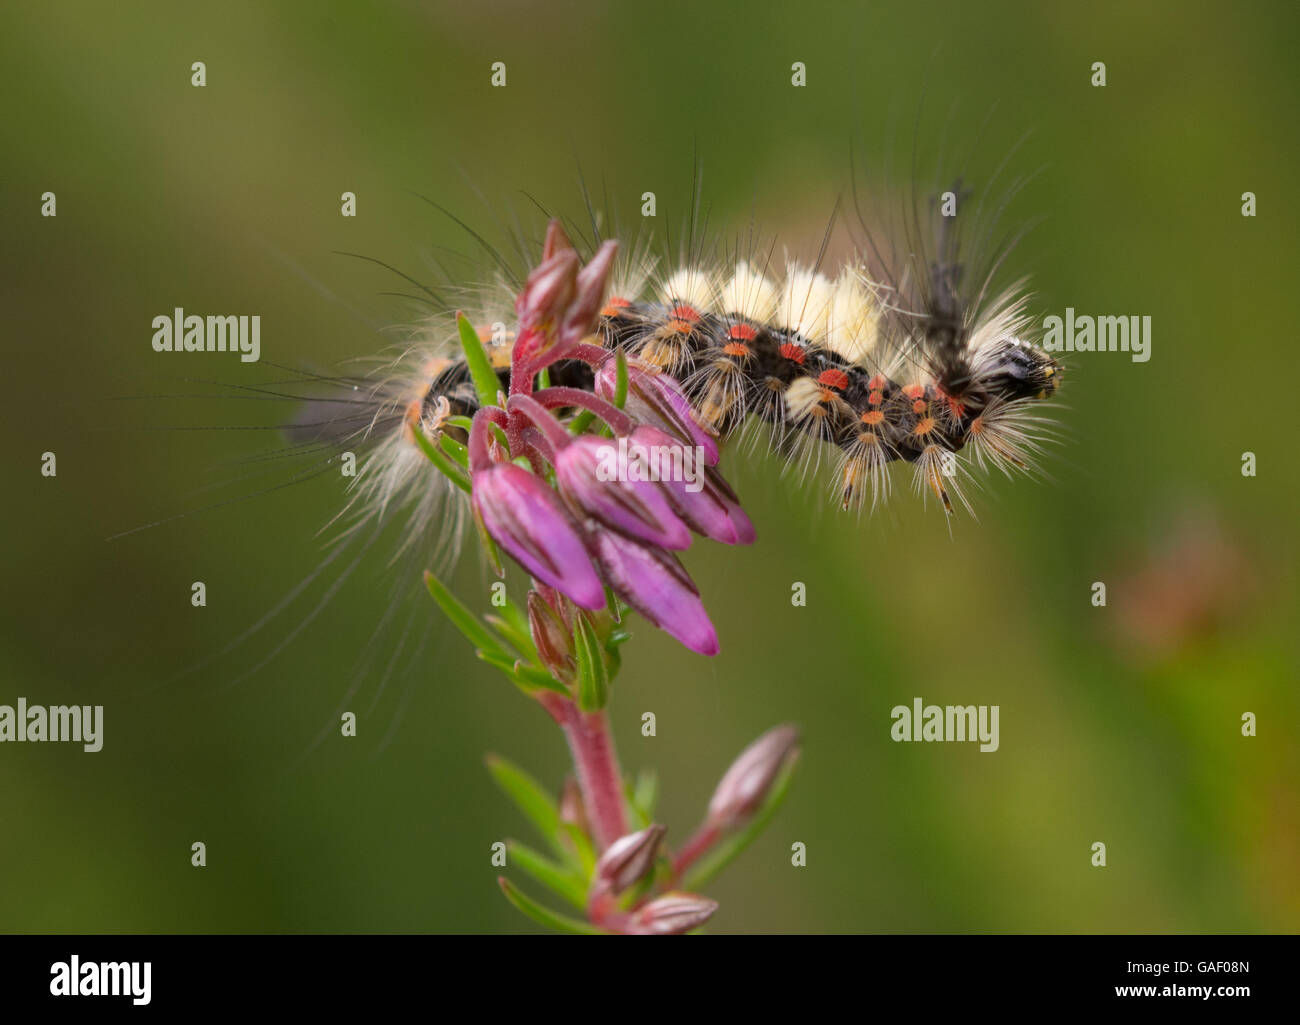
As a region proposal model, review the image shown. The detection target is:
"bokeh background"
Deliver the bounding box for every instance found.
[2,0,1296,933]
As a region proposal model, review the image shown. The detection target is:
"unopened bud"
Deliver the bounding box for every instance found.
[527,591,576,685]
[593,824,665,895]
[541,219,575,262]
[632,892,718,935]
[515,249,579,336]
[707,724,800,830]
[560,240,619,350]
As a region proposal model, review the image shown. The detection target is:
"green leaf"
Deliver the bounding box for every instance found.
[573,613,610,712]
[484,609,538,665]
[568,408,596,436]
[499,592,531,633]
[438,433,469,468]
[506,841,587,909]
[683,755,799,892]
[623,769,659,831]
[613,349,629,409]
[560,822,597,878]
[497,877,604,934]
[604,626,630,677]
[511,662,571,695]
[423,571,507,658]
[485,754,563,853]
[407,419,471,493]
[457,311,504,408]
[476,650,570,698]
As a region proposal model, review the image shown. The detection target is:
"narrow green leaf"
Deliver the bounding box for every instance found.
[613,349,629,409]
[475,650,540,698]
[560,822,597,878]
[499,593,531,633]
[484,611,537,664]
[573,613,609,712]
[457,311,505,409]
[683,756,798,892]
[445,414,474,433]
[497,877,604,934]
[506,841,587,909]
[470,508,505,578]
[485,754,562,852]
[438,433,469,468]
[476,650,570,698]
[511,662,572,696]
[423,571,506,658]
[407,420,471,493]
[568,408,596,436]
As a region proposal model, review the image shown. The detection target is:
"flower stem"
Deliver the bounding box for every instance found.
[534,386,636,436]
[467,406,510,471]
[558,702,628,851]
[670,823,721,881]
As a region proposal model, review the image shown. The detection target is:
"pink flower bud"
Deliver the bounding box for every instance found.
[471,462,605,610]
[527,591,576,685]
[541,219,575,262]
[593,824,665,894]
[595,361,719,466]
[632,893,719,935]
[559,240,619,351]
[628,426,754,545]
[556,435,692,551]
[707,724,801,829]
[515,249,579,337]
[587,529,718,656]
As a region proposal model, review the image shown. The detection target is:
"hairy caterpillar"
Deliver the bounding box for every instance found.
[334,181,1061,558]
[130,171,1062,737]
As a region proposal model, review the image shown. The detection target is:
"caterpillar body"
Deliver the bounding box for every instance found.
[395,211,1061,521]
[131,176,1063,736]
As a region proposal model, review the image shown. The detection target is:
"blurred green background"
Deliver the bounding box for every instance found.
[2,0,1296,933]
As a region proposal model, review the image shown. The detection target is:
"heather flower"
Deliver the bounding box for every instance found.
[470,461,605,610]
[555,435,692,551]
[629,426,754,545]
[416,221,795,936]
[595,359,720,466]
[527,591,576,685]
[707,724,801,829]
[592,824,665,895]
[630,893,719,935]
[587,528,719,656]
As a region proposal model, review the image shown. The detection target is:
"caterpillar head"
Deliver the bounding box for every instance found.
[979,337,1062,402]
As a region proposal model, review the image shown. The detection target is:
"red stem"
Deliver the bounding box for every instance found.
[467,406,510,471]
[557,701,628,851]
[533,386,635,436]
[671,823,721,881]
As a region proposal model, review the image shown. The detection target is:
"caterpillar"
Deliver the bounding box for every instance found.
[345,183,1062,539]
[132,173,1062,730]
